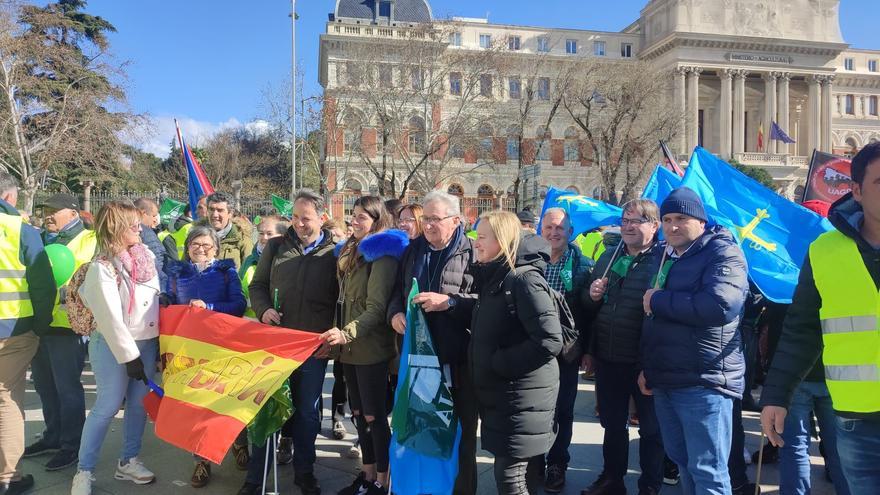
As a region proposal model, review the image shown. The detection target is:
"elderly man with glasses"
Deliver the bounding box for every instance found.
[387,190,479,494]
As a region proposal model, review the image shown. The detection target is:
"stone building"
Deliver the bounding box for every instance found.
[319,0,880,220]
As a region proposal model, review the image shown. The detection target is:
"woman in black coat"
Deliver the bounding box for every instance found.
[467,211,563,494]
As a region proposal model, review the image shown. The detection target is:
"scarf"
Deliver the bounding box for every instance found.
[216,221,234,240]
[116,243,157,315]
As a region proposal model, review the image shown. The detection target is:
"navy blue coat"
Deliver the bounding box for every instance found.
[165,259,246,317]
[641,226,748,398]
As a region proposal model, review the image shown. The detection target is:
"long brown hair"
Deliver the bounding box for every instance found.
[398,203,424,238]
[338,195,394,275]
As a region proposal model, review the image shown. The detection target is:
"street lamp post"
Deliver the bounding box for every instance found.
[291,0,297,199]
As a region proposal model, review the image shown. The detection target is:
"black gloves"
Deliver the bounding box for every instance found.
[158,293,172,308]
[125,358,147,384]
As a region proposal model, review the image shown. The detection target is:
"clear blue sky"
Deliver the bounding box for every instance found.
[80,0,880,156]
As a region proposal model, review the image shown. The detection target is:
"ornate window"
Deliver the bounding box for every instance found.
[447,184,464,196]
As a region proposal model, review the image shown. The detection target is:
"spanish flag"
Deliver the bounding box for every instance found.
[144,306,321,463]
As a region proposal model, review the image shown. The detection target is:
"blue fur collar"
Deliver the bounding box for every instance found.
[334,229,409,262]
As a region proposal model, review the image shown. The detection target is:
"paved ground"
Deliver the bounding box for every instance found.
[20,362,835,494]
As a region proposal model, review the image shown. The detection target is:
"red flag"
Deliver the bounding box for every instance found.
[758,123,765,152]
[659,140,685,177]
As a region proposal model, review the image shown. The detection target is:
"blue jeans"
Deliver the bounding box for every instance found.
[30,333,86,452]
[546,357,579,467]
[653,387,733,495]
[595,360,664,491]
[780,381,850,495]
[247,356,327,482]
[77,333,158,472]
[835,416,880,495]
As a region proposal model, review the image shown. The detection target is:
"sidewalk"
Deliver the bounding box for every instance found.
[21,362,834,494]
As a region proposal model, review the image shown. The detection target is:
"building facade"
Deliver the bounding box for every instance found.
[319,0,880,219]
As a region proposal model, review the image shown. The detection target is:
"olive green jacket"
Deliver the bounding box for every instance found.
[336,230,409,366]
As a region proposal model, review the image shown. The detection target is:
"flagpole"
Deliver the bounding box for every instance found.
[291,0,297,199]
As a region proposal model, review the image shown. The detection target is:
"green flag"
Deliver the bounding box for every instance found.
[247,379,293,447]
[272,194,292,217]
[159,198,186,226]
[390,279,459,458]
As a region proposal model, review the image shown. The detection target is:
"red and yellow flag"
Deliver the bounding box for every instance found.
[147,306,321,463]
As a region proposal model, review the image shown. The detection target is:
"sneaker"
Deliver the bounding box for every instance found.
[23,439,59,458]
[580,476,626,495]
[46,450,78,471]
[346,439,361,459]
[2,474,34,495]
[544,464,566,493]
[190,461,211,488]
[70,470,95,495]
[662,458,680,486]
[232,441,250,471]
[333,419,347,440]
[732,482,760,495]
[363,480,387,495]
[114,457,155,485]
[338,472,367,495]
[277,437,293,465]
[237,481,262,495]
[294,472,321,495]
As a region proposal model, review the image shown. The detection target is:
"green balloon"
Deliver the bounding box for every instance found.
[45,244,76,288]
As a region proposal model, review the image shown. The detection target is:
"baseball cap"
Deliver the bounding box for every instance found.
[37,193,79,211]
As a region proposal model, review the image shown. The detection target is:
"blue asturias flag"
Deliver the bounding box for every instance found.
[680,147,832,303]
[539,187,622,240]
[770,121,796,144]
[642,164,683,205]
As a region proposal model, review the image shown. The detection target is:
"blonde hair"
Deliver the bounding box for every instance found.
[95,201,140,255]
[479,210,521,270]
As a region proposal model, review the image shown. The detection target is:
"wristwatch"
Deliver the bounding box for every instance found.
[446,296,457,309]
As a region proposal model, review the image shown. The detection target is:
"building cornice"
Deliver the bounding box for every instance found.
[640,33,849,60]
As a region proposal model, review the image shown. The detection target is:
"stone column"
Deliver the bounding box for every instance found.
[687,67,702,152]
[857,95,866,118]
[675,67,688,154]
[821,75,835,152]
[719,69,733,159]
[836,94,844,117]
[807,74,822,154]
[776,73,790,154]
[762,72,778,153]
[733,70,746,155]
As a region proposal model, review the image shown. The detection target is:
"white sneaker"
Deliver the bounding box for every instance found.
[114,457,155,484]
[346,438,361,459]
[71,470,94,495]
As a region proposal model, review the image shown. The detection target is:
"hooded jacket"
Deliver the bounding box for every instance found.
[468,233,563,459]
[249,228,338,333]
[0,199,55,338]
[216,221,253,270]
[760,193,880,420]
[386,225,477,366]
[165,259,246,317]
[336,230,409,366]
[641,226,748,398]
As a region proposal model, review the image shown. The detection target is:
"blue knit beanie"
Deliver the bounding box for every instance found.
[660,187,708,223]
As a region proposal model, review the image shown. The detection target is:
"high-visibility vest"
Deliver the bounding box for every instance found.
[168,223,192,260]
[809,229,880,414]
[241,262,257,319]
[0,213,33,319]
[576,231,606,261]
[50,229,97,329]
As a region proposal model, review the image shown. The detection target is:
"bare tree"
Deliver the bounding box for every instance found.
[325,23,506,198]
[0,1,139,213]
[562,59,683,204]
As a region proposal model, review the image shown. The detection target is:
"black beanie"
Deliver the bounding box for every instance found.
[660,187,708,223]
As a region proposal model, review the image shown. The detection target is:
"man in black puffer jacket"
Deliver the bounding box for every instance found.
[580,199,665,495]
[387,191,479,494]
[640,188,748,495]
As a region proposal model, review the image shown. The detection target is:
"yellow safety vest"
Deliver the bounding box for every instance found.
[0,213,33,319]
[158,231,170,242]
[809,230,880,414]
[241,263,257,319]
[168,223,192,260]
[50,229,97,329]
[576,231,606,261]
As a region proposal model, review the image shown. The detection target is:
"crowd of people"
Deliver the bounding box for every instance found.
[0,143,879,495]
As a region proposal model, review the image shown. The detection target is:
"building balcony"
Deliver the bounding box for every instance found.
[733,153,809,168]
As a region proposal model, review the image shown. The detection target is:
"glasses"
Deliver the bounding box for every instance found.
[189,242,216,251]
[620,217,650,226]
[398,217,416,225]
[128,224,141,233]
[420,215,455,225]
